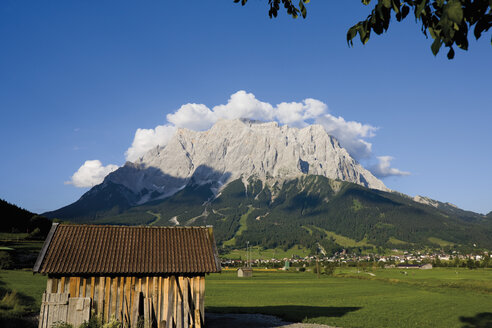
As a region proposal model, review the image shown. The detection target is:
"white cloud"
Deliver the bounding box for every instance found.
[370,156,410,178]
[70,90,408,188]
[65,160,118,188]
[316,113,377,160]
[125,124,177,162]
[213,90,274,121]
[167,103,216,130]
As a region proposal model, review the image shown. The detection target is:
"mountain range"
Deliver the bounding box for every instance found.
[44,119,492,251]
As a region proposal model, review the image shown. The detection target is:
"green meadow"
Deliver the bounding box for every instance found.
[205,268,492,328]
[1,268,491,327]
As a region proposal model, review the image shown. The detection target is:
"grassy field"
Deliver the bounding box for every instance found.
[1,268,491,327]
[206,268,492,328]
[221,244,310,260]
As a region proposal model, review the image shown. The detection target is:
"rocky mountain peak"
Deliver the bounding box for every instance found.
[105,119,387,204]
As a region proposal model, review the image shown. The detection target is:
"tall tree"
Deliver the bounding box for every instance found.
[234,0,491,59]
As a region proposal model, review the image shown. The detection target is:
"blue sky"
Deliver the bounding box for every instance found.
[0,1,490,214]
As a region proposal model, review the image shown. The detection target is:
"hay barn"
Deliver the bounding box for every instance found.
[33,223,221,328]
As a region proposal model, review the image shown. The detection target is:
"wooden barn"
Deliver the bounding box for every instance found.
[33,223,221,328]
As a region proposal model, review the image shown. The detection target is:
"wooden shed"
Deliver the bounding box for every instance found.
[237,267,253,278]
[33,223,221,328]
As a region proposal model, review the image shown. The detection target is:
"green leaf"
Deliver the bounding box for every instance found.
[415,0,427,19]
[446,0,463,24]
[382,0,392,8]
[447,47,455,59]
[362,0,372,5]
[431,38,442,56]
[299,0,307,18]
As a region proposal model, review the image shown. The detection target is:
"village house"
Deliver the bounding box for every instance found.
[237,267,253,278]
[33,223,221,328]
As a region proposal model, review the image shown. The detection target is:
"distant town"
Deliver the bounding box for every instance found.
[221,249,491,270]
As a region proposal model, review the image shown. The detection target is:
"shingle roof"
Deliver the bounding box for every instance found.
[33,224,221,275]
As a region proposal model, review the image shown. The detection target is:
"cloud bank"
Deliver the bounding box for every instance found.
[68,90,409,187]
[65,160,118,187]
[370,156,411,178]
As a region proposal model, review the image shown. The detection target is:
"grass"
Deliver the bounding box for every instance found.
[1,267,491,328]
[0,270,47,328]
[428,236,455,247]
[222,206,254,246]
[222,244,311,260]
[206,268,492,328]
[307,225,374,248]
[0,269,47,312]
[388,236,408,245]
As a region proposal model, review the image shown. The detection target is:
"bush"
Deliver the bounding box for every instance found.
[0,251,13,269]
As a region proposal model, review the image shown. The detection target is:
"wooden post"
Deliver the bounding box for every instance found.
[82,278,87,297]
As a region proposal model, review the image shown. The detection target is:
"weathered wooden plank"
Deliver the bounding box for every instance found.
[153,276,158,322]
[67,297,91,327]
[90,277,95,301]
[166,276,175,328]
[68,277,76,297]
[131,290,140,328]
[157,276,162,326]
[173,276,178,328]
[38,292,46,328]
[195,308,202,328]
[162,277,169,328]
[59,277,65,294]
[118,277,124,321]
[112,277,118,318]
[130,277,136,326]
[146,276,150,297]
[124,277,131,327]
[184,277,191,328]
[105,277,111,322]
[97,276,105,315]
[199,276,205,324]
[82,278,87,297]
[46,278,53,294]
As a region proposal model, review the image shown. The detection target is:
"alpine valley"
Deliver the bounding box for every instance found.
[44,119,492,252]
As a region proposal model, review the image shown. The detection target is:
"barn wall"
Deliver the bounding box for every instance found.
[40,275,205,328]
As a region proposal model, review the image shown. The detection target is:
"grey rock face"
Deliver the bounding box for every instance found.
[106,119,387,204]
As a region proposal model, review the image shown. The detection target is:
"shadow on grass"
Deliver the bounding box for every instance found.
[206,305,361,322]
[460,312,492,328]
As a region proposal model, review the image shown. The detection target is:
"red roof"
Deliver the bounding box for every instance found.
[33,224,221,275]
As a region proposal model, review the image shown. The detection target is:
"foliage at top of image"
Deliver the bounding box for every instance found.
[234,0,492,59]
